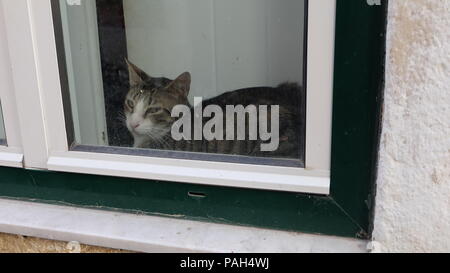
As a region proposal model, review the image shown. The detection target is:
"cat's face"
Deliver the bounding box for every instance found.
[125,60,191,145]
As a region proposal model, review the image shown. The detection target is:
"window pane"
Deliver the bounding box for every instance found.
[0,102,6,145]
[53,0,306,167]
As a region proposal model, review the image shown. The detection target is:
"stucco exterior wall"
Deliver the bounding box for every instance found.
[373,0,450,252]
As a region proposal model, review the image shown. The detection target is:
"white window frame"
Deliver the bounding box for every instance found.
[2,0,336,194]
[0,0,24,168]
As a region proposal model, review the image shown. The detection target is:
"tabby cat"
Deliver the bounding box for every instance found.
[124,60,303,160]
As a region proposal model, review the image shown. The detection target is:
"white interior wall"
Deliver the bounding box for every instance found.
[123,0,304,101]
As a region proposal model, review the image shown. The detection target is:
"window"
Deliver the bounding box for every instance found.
[0,0,387,239]
[37,0,336,194]
[57,0,307,167]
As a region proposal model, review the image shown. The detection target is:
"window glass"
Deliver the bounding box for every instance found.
[53,0,306,167]
[0,102,6,145]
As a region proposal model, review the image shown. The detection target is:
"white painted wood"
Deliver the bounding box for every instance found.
[0,199,368,253]
[306,0,336,171]
[0,147,23,168]
[26,0,71,156]
[0,0,23,149]
[0,1,23,167]
[48,151,330,194]
[1,0,49,168]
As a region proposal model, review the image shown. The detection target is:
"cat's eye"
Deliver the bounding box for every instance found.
[145,107,162,116]
[126,100,135,110]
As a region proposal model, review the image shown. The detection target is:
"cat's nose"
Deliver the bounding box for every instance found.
[131,122,140,129]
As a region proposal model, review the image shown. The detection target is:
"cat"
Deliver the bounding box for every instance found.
[124,60,304,160]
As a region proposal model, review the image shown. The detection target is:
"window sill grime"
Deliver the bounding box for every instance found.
[0,198,367,253]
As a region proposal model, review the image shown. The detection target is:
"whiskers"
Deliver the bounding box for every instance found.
[142,127,171,149]
[117,111,128,127]
[119,110,172,149]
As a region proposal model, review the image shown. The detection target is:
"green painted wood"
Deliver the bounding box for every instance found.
[330,0,388,237]
[0,0,388,238]
[0,167,358,237]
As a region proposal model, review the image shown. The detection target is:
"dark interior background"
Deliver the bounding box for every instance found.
[96,0,132,147]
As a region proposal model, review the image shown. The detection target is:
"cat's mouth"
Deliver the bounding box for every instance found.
[127,124,146,136]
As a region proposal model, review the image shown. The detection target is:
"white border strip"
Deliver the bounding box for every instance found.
[48,152,330,194]
[0,149,23,168]
[0,0,23,151]
[306,0,336,170]
[2,0,49,168]
[0,199,367,253]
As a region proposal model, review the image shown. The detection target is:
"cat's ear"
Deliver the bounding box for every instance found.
[125,58,151,86]
[166,72,191,98]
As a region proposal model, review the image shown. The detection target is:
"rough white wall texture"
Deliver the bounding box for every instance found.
[373,0,450,252]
